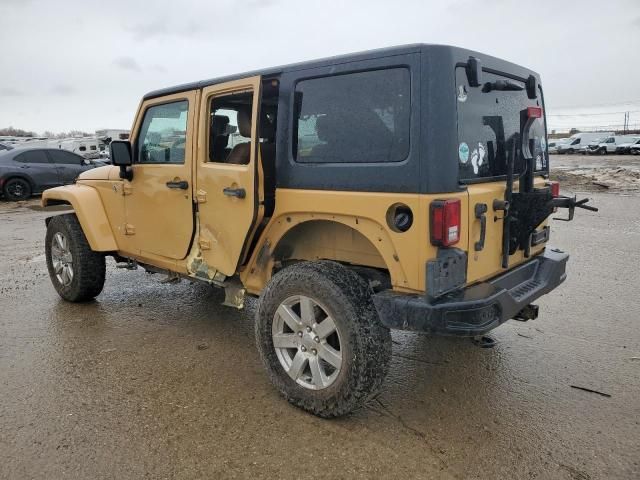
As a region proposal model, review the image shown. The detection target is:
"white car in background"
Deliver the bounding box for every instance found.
[614,137,640,154]
[580,136,610,154]
[548,138,570,154]
[589,135,640,154]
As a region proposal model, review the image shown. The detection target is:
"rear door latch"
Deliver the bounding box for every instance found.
[474,203,488,251]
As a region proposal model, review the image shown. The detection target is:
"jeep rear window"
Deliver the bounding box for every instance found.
[456,68,548,181]
[293,68,410,164]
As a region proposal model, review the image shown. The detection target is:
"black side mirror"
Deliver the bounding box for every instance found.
[110,140,133,180]
[466,56,482,87]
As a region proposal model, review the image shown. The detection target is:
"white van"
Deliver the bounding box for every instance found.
[556,132,612,154]
[590,135,640,154]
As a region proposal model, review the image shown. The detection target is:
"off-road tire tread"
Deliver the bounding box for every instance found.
[255,260,392,417]
[45,214,105,302]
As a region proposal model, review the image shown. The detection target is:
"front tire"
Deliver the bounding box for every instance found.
[45,214,105,302]
[3,177,32,201]
[255,260,392,417]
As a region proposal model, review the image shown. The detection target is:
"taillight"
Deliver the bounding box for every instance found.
[548,181,560,197]
[430,199,461,247]
[527,106,543,118]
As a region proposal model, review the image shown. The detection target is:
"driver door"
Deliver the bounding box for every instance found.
[123,91,197,261]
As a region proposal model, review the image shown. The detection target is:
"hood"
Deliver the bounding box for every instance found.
[77,165,115,181]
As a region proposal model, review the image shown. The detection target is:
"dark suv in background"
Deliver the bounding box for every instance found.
[0,147,98,201]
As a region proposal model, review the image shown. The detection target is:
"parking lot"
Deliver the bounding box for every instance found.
[1,186,639,479]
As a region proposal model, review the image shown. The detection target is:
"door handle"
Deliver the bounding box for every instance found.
[474,203,488,251]
[223,187,246,199]
[166,180,189,190]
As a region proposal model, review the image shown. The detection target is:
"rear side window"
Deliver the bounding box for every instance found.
[14,150,50,164]
[49,150,83,165]
[293,68,410,164]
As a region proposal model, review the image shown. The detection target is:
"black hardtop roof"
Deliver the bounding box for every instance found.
[143,43,540,101]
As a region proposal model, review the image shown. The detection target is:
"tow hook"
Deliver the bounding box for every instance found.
[513,304,539,322]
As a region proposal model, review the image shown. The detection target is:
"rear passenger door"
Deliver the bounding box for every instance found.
[47,150,87,183]
[196,76,262,277]
[13,149,62,189]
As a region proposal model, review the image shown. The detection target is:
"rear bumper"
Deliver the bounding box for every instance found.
[373,249,568,336]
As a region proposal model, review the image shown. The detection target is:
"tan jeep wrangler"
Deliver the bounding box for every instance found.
[42,45,594,417]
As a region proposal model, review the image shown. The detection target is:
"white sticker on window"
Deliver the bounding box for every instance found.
[457,85,468,103]
[470,142,486,174]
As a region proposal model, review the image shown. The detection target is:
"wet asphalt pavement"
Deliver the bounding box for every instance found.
[1,192,639,479]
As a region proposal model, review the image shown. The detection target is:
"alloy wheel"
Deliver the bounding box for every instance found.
[51,232,74,286]
[272,295,343,390]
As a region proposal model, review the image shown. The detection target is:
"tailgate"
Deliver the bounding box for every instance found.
[466,181,547,284]
[455,67,549,284]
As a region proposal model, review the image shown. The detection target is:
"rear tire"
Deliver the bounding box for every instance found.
[45,214,105,302]
[3,177,31,201]
[255,260,392,417]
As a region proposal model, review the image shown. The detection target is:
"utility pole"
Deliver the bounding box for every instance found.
[623,111,629,133]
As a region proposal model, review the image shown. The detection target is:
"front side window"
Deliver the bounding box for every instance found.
[294,68,410,164]
[137,100,188,164]
[15,150,50,164]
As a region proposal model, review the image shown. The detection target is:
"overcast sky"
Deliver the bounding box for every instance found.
[1,0,639,133]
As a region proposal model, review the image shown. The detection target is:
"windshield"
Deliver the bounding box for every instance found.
[456,69,547,181]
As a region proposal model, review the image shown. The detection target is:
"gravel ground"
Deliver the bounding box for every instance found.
[550,153,640,192]
[0,193,639,479]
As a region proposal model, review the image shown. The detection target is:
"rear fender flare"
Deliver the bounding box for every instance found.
[41,185,117,252]
[240,214,408,294]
